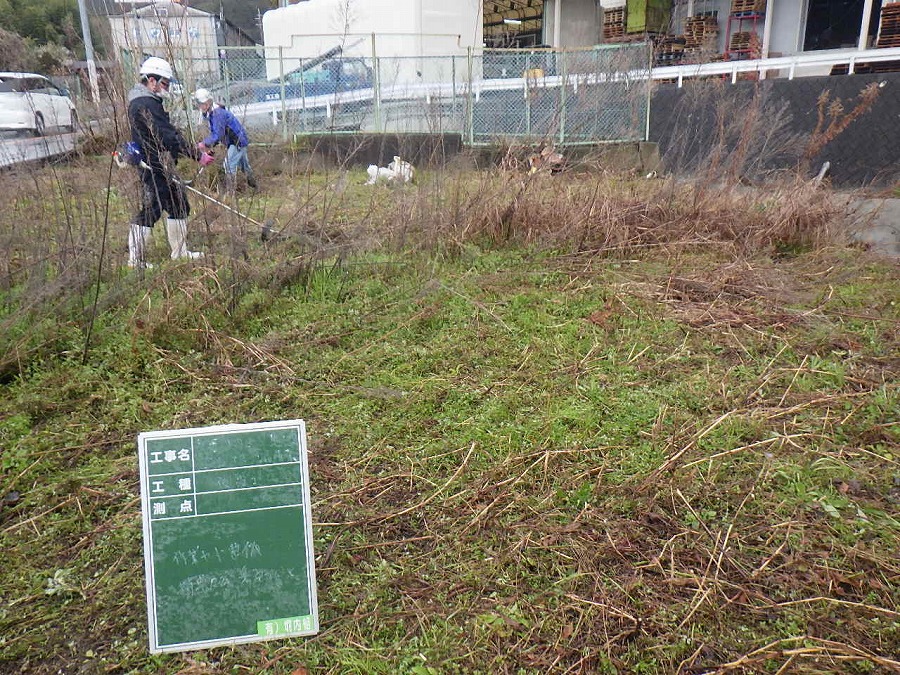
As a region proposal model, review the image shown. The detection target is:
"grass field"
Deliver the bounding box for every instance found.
[0,151,898,674]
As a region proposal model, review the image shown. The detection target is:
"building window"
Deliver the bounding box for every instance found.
[803,0,883,51]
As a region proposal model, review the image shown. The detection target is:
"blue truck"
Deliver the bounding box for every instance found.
[255,56,373,102]
[223,43,373,106]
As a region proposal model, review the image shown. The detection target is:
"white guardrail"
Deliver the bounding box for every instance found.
[232,45,900,127]
[652,45,900,85]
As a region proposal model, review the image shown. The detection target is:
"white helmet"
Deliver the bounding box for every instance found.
[139,56,174,81]
[194,88,212,105]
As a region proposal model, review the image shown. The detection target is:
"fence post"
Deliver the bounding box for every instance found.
[451,55,457,131]
[222,49,231,109]
[299,57,306,132]
[467,47,474,145]
[372,32,382,133]
[121,48,134,95]
[559,49,567,145]
[279,46,288,143]
[525,52,531,138]
[645,43,652,142]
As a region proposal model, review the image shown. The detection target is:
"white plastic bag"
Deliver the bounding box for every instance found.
[387,156,415,183]
[365,164,395,185]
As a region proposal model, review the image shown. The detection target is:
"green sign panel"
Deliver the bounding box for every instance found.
[138,420,318,653]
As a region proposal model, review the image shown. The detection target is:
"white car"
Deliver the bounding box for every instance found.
[0,72,77,136]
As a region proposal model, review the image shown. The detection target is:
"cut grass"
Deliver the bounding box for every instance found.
[0,154,898,674]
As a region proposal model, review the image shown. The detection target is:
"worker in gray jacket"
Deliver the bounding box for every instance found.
[126,56,215,268]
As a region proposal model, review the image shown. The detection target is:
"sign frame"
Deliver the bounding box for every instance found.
[138,420,318,654]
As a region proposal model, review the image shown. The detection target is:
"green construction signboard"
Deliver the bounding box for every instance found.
[137,420,318,653]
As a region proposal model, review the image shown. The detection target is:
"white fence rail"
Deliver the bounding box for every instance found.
[652,46,900,86]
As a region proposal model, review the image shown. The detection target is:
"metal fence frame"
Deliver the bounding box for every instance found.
[121,38,900,155]
[131,39,653,147]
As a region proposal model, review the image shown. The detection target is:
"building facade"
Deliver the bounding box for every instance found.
[108,0,259,83]
[489,0,900,77]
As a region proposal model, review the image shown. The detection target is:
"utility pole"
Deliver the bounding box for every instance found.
[76,0,101,102]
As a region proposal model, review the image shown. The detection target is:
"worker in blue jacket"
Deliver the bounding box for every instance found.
[194,88,257,192]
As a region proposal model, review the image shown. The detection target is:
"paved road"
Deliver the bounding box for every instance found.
[847,197,900,258]
[0,129,79,168]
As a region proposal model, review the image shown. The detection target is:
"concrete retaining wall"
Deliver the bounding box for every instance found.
[649,71,900,188]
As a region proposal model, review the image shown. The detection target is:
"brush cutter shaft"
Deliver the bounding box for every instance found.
[181,183,265,228]
[114,155,269,232]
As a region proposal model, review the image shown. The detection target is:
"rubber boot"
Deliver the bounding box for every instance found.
[246,170,258,190]
[165,218,203,260]
[127,223,154,269]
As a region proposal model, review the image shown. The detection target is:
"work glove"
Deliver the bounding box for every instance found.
[197,141,208,152]
[199,152,215,167]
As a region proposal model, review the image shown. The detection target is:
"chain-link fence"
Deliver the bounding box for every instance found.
[132,40,652,146]
[467,46,651,145]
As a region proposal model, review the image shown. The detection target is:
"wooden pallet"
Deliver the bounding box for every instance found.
[682,47,712,64]
[685,16,718,30]
[730,0,765,14]
[655,53,685,66]
[728,31,761,58]
[878,4,900,47]
[603,7,626,41]
[729,31,754,50]
[603,8,625,25]
[654,36,685,66]
[684,15,718,50]
[831,59,900,75]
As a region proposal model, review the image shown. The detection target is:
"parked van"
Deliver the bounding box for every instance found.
[0,72,77,136]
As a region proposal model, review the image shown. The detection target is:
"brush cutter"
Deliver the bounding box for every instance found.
[113,147,275,240]
[179,176,275,236]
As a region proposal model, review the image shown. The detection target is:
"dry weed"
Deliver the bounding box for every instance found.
[801,82,882,170]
